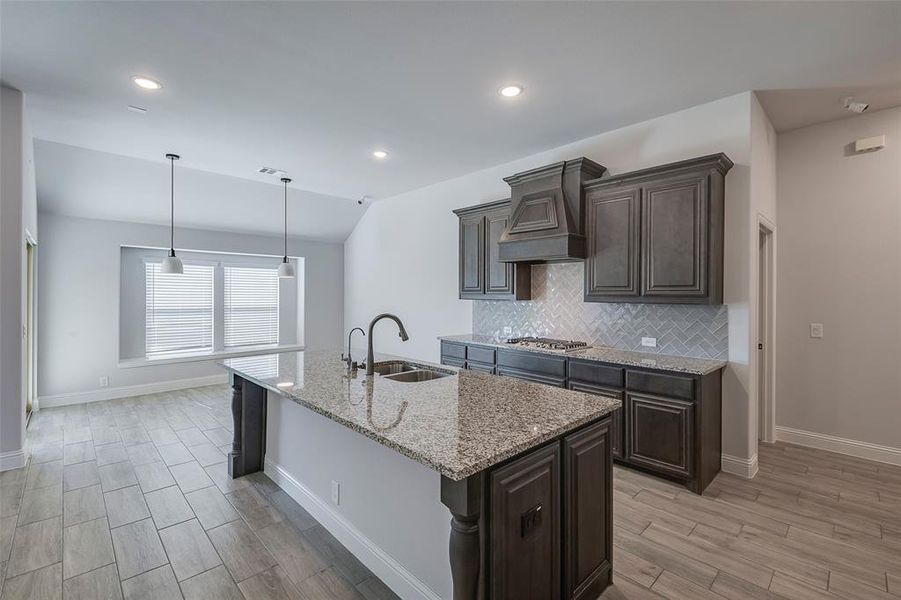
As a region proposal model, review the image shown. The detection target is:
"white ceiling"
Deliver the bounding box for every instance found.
[35,140,365,242]
[3,2,901,206]
[757,84,901,132]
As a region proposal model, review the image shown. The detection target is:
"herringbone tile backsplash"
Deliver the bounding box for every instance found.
[472,263,728,360]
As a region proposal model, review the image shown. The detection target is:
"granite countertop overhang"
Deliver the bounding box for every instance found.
[221,350,620,481]
[439,334,727,375]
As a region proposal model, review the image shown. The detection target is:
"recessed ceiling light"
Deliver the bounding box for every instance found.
[132,76,162,90]
[498,84,523,98]
[372,150,389,160]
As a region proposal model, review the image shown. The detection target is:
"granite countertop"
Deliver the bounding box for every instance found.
[221,350,620,481]
[439,334,726,375]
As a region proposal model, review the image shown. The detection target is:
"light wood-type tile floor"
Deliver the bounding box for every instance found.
[0,385,398,600]
[3,384,900,599]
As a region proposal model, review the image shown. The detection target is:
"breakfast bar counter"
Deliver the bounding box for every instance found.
[221,349,620,600]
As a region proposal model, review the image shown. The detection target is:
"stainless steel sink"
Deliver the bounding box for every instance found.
[371,360,454,382]
[384,369,452,383]
[371,361,419,376]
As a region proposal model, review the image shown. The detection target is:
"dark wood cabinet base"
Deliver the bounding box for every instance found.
[227,375,267,479]
[230,375,612,600]
[440,419,613,600]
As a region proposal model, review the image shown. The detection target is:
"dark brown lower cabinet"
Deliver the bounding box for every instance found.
[486,419,612,600]
[441,340,723,495]
[568,381,624,461]
[625,392,694,479]
[490,443,561,600]
[467,361,496,374]
[563,421,612,600]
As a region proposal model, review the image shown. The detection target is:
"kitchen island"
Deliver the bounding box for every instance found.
[221,349,620,600]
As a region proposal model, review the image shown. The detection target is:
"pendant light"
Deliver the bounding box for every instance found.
[160,153,184,274]
[277,176,296,278]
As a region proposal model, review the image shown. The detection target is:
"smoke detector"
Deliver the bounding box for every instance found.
[842,97,869,114]
[257,166,287,177]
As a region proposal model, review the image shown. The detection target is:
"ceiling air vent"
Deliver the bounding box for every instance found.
[257,166,287,177]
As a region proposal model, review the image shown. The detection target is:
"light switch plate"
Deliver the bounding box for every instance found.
[810,323,824,339]
[641,337,657,348]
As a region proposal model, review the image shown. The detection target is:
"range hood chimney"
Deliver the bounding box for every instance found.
[497,157,607,263]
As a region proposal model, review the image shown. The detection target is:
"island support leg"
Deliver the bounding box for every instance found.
[441,473,486,600]
[228,375,267,479]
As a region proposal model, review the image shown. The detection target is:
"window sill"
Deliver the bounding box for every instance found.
[118,344,305,369]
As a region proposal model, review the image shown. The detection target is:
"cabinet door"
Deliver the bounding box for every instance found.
[491,443,561,600]
[485,208,515,296]
[625,392,694,479]
[585,186,641,299]
[459,214,484,298]
[568,382,624,461]
[563,421,612,600]
[641,174,708,298]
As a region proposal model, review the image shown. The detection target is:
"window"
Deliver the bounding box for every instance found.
[125,247,301,364]
[224,266,280,348]
[145,262,215,356]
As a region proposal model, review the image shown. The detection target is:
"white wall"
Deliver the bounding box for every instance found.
[776,106,901,449]
[744,93,779,461]
[266,395,451,599]
[346,92,757,464]
[38,213,343,401]
[0,85,37,469]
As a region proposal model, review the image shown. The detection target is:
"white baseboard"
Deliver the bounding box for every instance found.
[721,452,758,478]
[265,458,441,600]
[37,375,228,409]
[0,448,27,471]
[776,426,901,467]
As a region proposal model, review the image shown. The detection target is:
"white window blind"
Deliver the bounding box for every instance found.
[145,262,215,356]
[224,266,280,348]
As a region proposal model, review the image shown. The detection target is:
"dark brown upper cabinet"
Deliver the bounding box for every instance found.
[454,200,531,301]
[583,153,732,305]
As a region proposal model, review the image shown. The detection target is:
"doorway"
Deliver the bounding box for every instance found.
[757,219,775,443]
[25,235,37,420]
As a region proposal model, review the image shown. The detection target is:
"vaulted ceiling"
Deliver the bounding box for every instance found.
[3,1,899,236]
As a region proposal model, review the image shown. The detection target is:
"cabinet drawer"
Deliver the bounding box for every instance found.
[498,367,565,388]
[441,356,465,369]
[626,370,694,401]
[467,345,496,365]
[467,361,496,374]
[568,360,624,388]
[626,392,694,479]
[497,349,567,378]
[440,341,466,360]
[491,443,561,600]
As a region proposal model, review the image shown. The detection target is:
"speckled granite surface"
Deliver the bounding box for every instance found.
[221,350,620,481]
[439,334,727,375]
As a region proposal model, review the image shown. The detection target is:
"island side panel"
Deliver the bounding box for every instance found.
[228,375,267,478]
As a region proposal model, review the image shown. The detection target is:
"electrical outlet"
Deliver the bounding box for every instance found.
[809,323,824,339]
[641,337,657,348]
[331,480,340,506]
[503,326,512,336]
[99,376,109,388]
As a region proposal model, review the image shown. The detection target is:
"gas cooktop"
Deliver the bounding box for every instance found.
[504,337,590,353]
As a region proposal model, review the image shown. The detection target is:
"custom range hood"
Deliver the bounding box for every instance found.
[497,157,607,263]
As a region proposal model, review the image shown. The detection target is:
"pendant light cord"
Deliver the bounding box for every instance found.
[170,156,175,254]
[284,179,288,259]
